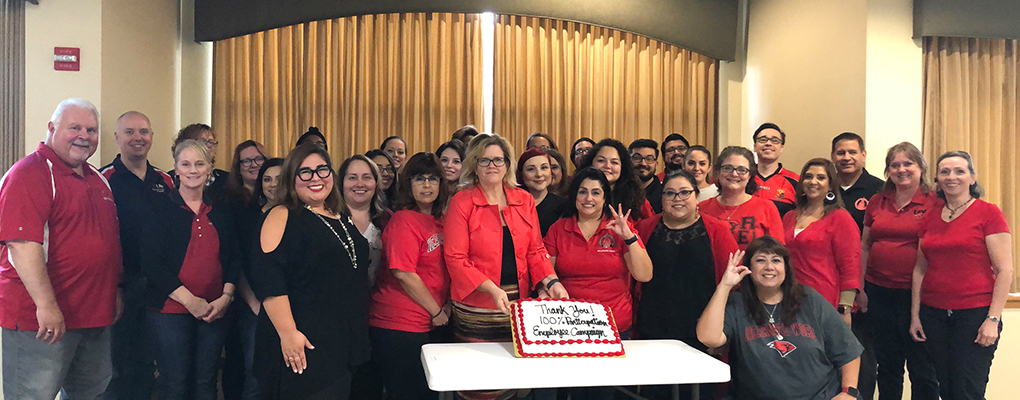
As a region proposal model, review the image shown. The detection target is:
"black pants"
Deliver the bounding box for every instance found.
[104,280,155,400]
[369,326,437,400]
[920,304,1000,400]
[851,305,876,399]
[867,283,938,400]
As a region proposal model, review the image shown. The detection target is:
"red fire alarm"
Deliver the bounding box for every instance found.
[54,47,80,71]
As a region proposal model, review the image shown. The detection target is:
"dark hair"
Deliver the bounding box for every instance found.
[830,132,864,153]
[226,140,268,203]
[570,137,597,167]
[753,122,785,144]
[253,158,285,207]
[738,236,805,326]
[881,142,931,194]
[380,136,406,151]
[579,138,647,219]
[452,125,479,143]
[365,149,397,202]
[296,127,327,150]
[545,148,570,196]
[526,132,558,150]
[393,152,448,219]
[172,123,213,153]
[684,145,713,165]
[276,143,344,215]
[662,169,700,198]
[337,155,390,226]
[628,139,659,158]
[436,139,466,162]
[713,146,758,194]
[516,147,551,191]
[660,133,690,155]
[794,158,844,215]
[934,150,984,199]
[563,167,613,219]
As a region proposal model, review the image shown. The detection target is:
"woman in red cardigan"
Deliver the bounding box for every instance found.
[444,134,567,336]
[782,158,861,325]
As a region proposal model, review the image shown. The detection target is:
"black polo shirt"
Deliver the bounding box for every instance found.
[101,154,175,284]
[838,168,884,232]
[643,176,664,214]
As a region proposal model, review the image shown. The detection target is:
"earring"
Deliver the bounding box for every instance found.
[824,191,837,204]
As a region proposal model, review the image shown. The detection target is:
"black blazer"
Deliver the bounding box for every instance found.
[140,190,241,309]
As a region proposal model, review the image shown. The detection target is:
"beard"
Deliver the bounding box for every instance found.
[635,167,655,182]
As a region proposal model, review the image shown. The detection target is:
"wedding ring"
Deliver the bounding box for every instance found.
[47,329,53,333]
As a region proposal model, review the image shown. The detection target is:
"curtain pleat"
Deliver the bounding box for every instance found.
[922,36,1020,290]
[493,15,718,171]
[1,0,26,174]
[212,13,485,163]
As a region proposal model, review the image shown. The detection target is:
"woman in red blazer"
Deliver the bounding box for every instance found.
[782,158,861,325]
[444,134,567,339]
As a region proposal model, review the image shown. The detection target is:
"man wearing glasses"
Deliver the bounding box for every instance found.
[99,111,174,399]
[655,133,690,182]
[751,123,799,217]
[628,139,663,214]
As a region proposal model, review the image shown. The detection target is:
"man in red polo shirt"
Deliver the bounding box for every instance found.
[0,98,121,399]
[752,123,799,216]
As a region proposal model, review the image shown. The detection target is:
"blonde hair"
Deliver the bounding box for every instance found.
[460,133,518,187]
[173,139,213,165]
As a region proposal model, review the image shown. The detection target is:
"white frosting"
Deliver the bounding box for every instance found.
[511,299,624,357]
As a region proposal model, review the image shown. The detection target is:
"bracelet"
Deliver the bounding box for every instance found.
[624,235,639,245]
[545,278,560,290]
[430,309,443,320]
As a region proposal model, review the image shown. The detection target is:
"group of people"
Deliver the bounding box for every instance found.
[0,97,1011,400]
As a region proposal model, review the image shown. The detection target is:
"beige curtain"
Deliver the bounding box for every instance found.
[1,0,25,174]
[212,13,484,163]
[922,36,1020,291]
[493,15,718,169]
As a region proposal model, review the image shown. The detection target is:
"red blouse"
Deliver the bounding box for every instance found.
[782,208,861,307]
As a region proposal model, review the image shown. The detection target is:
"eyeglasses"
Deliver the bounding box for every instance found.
[240,156,266,168]
[662,189,696,201]
[411,175,441,186]
[378,166,396,175]
[477,157,507,167]
[720,165,751,176]
[296,165,332,181]
[664,145,688,154]
[573,148,591,157]
[754,136,783,145]
[630,154,657,164]
[198,138,219,147]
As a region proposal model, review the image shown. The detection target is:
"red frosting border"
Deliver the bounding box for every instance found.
[510,298,625,358]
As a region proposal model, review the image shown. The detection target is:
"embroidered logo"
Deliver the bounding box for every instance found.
[426,234,443,253]
[913,209,927,218]
[151,183,166,193]
[855,197,868,211]
[598,233,615,249]
[767,340,797,358]
[775,188,787,200]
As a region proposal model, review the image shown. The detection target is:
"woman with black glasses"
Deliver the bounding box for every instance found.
[699,146,784,250]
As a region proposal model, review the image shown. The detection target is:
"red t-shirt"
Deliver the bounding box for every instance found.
[161,202,222,314]
[0,143,121,330]
[370,210,449,333]
[783,209,862,307]
[543,217,643,332]
[920,199,1010,310]
[863,190,938,289]
[754,165,799,216]
[698,196,785,250]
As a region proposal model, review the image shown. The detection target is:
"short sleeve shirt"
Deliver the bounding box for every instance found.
[754,165,799,217]
[723,287,863,400]
[863,190,937,289]
[0,143,121,330]
[838,169,884,232]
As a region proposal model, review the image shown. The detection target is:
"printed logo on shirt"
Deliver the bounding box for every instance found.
[597,233,616,252]
[426,233,443,253]
[775,188,787,200]
[766,340,797,358]
[855,197,868,211]
[745,323,817,341]
[727,216,759,246]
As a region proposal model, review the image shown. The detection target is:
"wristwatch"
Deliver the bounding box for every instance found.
[986,315,1001,323]
[842,386,859,397]
[837,305,851,315]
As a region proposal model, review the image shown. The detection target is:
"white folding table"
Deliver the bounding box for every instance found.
[421,339,730,400]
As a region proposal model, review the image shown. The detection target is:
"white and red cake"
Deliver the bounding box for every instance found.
[510,298,625,358]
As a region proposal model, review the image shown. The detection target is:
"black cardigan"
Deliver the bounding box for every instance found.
[140,191,241,309]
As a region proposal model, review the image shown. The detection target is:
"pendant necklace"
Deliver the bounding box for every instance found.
[761,301,783,340]
[946,197,974,219]
[721,200,744,221]
[306,205,359,268]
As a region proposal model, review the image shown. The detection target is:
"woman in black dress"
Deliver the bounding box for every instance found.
[249,143,370,400]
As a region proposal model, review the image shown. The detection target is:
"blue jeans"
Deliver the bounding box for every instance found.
[2,326,112,400]
[148,311,229,400]
[237,305,263,400]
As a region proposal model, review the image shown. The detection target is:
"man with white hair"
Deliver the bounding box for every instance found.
[0,98,121,399]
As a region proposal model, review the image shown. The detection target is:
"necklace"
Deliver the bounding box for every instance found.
[720,200,743,221]
[760,301,783,340]
[946,197,974,219]
[306,205,359,268]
